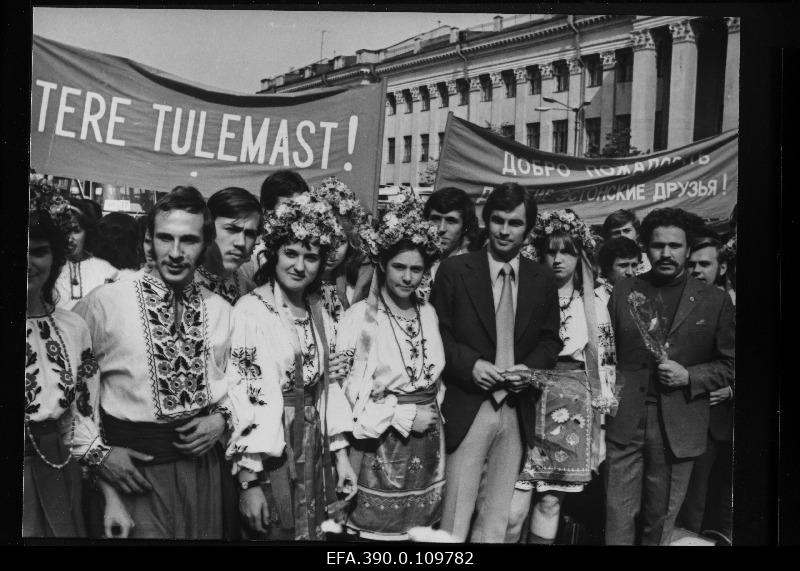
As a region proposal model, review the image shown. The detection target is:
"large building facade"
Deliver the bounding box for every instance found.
[259,14,740,187]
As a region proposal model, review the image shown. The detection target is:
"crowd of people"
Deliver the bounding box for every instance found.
[24,170,736,545]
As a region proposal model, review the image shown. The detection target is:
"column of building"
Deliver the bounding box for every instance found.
[667,19,700,148]
[722,17,740,131]
[599,51,617,149]
[567,58,584,155]
[630,29,658,153]
[539,63,556,152]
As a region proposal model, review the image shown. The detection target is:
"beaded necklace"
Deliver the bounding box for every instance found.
[68,260,83,300]
[379,292,425,385]
[24,310,76,469]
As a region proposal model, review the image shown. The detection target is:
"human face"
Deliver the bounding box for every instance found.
[325,240,349,273]
[487,203,527,261]
[608,256,640,284]
[213,213,261,273]
[544,244,579,287]
[28,238,53,303]
[152,210,206,289]
[609,221,638,241]
[275,241,322,297]
[428,209,464,256]
[67,219,86,260]
[382,249,425,302]
[647,226,688,280]
[688,246,726,285]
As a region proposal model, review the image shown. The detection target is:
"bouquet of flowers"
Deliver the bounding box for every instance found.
[626,291,669,362]
[363,187,444,263]
[520,208,599,261]
[262,193,344,252]
[29,178,72,233]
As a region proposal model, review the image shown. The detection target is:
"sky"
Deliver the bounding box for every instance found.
[33,8,518,94]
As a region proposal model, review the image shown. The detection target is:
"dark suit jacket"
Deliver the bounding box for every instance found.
[606,272,735,459]
[430,249,562,453]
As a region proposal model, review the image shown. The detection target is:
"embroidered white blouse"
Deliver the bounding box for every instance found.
[25,308,110,467]
[225,282,353,475]
[337,299,445,440]
[72,272,235,425]
[194,265,256,306]
[55,256,119,310]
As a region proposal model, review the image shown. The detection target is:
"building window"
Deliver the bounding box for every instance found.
[616,50,633,83]
[387,93,396,115]
[403,89,413,113]
[438,132,445,157]
[585,117,601,154]
[555,62,570,92]
[586,55,603,87]
[553,119,568,154]
[420,85,430,112]
[526,122,541,149]
[500,124,515,140]
[402,136,412,163]
[437,82,449,108]
[387,138,396,164]
[503,71,516,98]
[480,75,493,102]
[457,79,469,106]
[420,134,430,161]
[528,66,541,95]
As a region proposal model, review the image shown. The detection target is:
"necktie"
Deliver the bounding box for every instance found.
[492,263,514,405]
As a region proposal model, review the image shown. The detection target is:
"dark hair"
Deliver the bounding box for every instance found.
[690,236,723,256]
[481,183,538,233]
[81,198,103,221]
[94,212,140,270]
[29,210,68,307]
[67,197,98,254]
[207,187,262,226]
[331,215,366,286]
[537,231,584,290]
[601,209,640,240]
[259,170,309,211]
[598,236,642,278]
[423,187,479,247]
[135,214,151,268]
[378,238,436,273]
[639,208,704,247]
[146,185,215,247]
[254,240,330,295]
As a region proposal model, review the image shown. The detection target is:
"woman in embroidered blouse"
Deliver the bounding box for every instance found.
[25,205,131,538]
[335,197,447,541]
[508,215,616,544]
[227,195,357,541]
[54,198,118,309]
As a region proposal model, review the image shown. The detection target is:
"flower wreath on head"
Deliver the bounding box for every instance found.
[520,208,599,262]
[720,234,736,263]
[261,192,344,254]
[29,178,72,234]
[310,177,374,258]
[362,187,445,263]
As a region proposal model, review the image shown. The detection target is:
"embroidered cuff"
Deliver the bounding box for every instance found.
[211,404,234,434]
[233,452,264,476]
[79,440,111,470]
[391,404,417,438]
[329,432,349,452]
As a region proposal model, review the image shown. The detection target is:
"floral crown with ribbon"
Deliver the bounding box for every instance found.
[521,208,599,261]
[310,177,374,257]
[29,178,73,233]
[362,187,445,263]
[262,193,344,253]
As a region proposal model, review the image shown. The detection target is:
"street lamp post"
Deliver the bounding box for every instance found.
[535,97,592,156]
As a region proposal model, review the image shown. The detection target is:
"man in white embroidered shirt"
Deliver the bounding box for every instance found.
[74,186,236,539]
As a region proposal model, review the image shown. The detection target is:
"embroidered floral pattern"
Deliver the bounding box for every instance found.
[38,317,75,410]
[80,443,111,468]
[551,407,570,423]
[565,432,580,447]
[75,348,99,417]
[195,266,242,305]
[137,275,210,419]
[408,456,423,473]
[553,450,569,463]
[231,347,262,381]
[25,329,42,415]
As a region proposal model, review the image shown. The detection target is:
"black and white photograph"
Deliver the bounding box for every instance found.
[11,3,789,549]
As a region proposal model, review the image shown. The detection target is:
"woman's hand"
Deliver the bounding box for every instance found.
[334,449,358,501]
[411,402,438,434]
[99,480,135,538]
[239,486,271,534]
[328,351,353,384]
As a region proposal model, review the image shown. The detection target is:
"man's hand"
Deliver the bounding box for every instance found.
[709,386,733,406]
[334,449,358,501]
[98,480,135,538]
[239,486,270,534]
[99,447,154,495]
[502,364,531,393]
[472,359,503,391]
[657,360,690,388]
[173,412,226,457]
[411,402,438,434]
